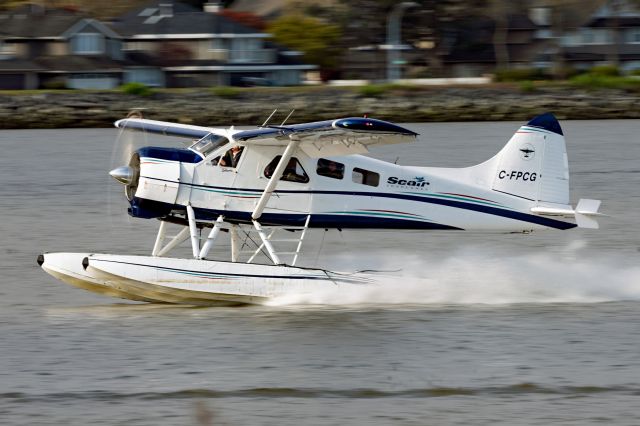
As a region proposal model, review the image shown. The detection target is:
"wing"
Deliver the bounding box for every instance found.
[114,118,215,139]
[233,117,418,157]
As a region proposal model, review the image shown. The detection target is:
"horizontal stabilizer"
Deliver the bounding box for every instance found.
[575,198,604,229]
[530,205,574,216]
[575,198,602,215]
[531,198,603,229]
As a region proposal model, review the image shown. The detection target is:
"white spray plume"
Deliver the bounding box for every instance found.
[269,242,640,306]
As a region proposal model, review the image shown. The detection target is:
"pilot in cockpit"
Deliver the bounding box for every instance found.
[219,145,244,168]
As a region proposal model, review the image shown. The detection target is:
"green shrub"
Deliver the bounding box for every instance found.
[629,69,640,76]
[211,86,241,98]
[357,84,387,97]
[551,65,582,79]
[519,80,536,93]
[41,80,68,90]
[589,64,620,77]
[120,82,153,96]
[570,73,640,89]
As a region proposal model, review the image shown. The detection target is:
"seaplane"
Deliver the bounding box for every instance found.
[38,112,602,306]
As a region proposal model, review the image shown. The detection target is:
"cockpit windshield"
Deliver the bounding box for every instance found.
[190,133,229,157]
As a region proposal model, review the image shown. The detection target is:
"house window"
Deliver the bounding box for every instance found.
[580,28,611,45]
[581,28,595,44]
[0,40,16,55]
[230,38,263,62]
[67,73,117,89]
[317,158,344,180]
[125,68,164,87]
[352,167,379,187]
[627,28,640,44]
[71,33,105,54]
[264,156,309,183]
[210,39,226,50]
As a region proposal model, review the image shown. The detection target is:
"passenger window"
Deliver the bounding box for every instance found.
[317,158,344,180]
[352,167,379,187]
[264,156,310,183]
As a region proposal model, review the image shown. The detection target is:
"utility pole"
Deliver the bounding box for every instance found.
[386,2,418,82]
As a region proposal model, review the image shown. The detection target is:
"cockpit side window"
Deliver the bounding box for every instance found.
[190,134,229,158]
[264,156,309,183]
[219,146,244,168]
[317,158,344,180]
[352,167,379,187]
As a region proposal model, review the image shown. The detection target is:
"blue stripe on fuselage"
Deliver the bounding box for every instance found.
[139,177,576,230]
[131,182,575,230]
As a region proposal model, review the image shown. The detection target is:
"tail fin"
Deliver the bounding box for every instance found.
[488,113,569,205]
[463,113,603,229]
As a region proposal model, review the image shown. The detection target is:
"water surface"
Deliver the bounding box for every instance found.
[0,120,639,425]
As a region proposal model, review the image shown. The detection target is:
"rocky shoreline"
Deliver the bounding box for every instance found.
[1,85,639,129]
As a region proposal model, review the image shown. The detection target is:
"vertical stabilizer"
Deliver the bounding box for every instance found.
[491,113,569,205]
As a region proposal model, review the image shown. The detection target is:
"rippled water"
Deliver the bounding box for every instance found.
[1,120,639,425]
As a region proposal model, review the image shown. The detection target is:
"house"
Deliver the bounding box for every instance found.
[560,0,640,72]
[110,1,315,87]
[0,4,125,90]
[0,1,315,89]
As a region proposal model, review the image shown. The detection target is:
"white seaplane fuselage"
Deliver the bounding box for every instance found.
[39,114,602,305]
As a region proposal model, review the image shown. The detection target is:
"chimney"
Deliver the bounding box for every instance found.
[204,1,221,13]
[159,2,174,18]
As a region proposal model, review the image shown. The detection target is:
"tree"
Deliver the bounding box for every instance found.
[267,14,342,72]
[486,0,512,70]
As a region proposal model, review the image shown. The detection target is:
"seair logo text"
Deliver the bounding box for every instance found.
[498,170,537,181]
[387,176,430,187]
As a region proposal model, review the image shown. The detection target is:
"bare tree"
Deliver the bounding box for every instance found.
[486,0,511,70]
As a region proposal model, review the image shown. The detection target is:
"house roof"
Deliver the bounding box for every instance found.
[34,55,126,72]
[588,16,640,27]
[111,1,268,38]
[0,58,43,72]
[0,6,119,39]
[564,51,640,61]
[0,7,84,38]
[507,14,538,31]
[124,51,311,69]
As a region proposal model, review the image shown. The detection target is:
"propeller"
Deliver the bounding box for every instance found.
[107,109,147,225]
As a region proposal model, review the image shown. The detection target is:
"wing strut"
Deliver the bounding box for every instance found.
[187,204,200,259]
[252,137,301,220]
[252,221,281,265]
[199,215,225,259]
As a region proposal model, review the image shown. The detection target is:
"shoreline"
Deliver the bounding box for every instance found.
[1,84,639,129]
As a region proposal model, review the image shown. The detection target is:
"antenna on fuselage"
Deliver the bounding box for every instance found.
[260,109,278,127]
[280,109,295,126]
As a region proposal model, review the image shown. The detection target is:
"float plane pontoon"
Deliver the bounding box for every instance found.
[39,112,602,306]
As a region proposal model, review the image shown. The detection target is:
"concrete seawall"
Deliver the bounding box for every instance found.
[1,85,639,129]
